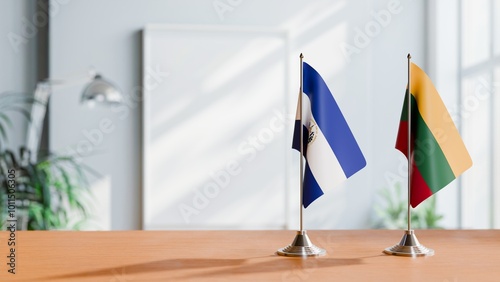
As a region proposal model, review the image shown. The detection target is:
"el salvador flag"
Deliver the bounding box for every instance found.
[292,62,366,208]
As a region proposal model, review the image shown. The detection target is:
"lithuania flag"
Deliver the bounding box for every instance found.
[395,62,472,208]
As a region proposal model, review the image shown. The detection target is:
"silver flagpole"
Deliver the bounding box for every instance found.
[299,53,304,232]
[407,53,412,233]
[277,53,325,257]
[383,54,434,257]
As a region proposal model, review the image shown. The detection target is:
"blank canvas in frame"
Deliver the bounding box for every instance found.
[142,25,289,229]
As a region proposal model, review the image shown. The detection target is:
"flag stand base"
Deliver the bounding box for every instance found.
[383,230,434,257]
[277,230,326,257]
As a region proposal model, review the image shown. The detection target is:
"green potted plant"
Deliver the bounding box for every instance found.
[372,181,444,229]
[0,92,93,230]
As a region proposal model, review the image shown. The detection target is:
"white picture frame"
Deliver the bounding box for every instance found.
[142,24,291,230]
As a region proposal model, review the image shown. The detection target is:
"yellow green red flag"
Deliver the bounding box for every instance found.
[395,62,472,208]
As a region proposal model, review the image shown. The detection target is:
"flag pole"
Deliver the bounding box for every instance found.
[383,53,434,257]
[277,53,325,257]
[299,53,304,232]
[407,53,412,233]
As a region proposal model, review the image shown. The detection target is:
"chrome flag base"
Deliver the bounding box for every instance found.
[383,230,434,257]
[277,230,326,257]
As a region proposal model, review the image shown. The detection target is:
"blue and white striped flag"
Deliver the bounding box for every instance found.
[292,62,366,208]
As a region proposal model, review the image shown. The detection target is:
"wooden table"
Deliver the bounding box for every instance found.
[0,230,499,281]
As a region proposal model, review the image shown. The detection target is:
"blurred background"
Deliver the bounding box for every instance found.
[0,0,498,230]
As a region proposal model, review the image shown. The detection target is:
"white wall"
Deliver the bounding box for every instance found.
[0,0,38,150]
[49,0,426,230]
[429,0,500,229]
[427,0,461,229]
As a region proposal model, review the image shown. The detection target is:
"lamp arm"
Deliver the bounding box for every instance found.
[44,68,97,91]
[25,68,96,162]
[25,68,121,161]
[25,82,51,162]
